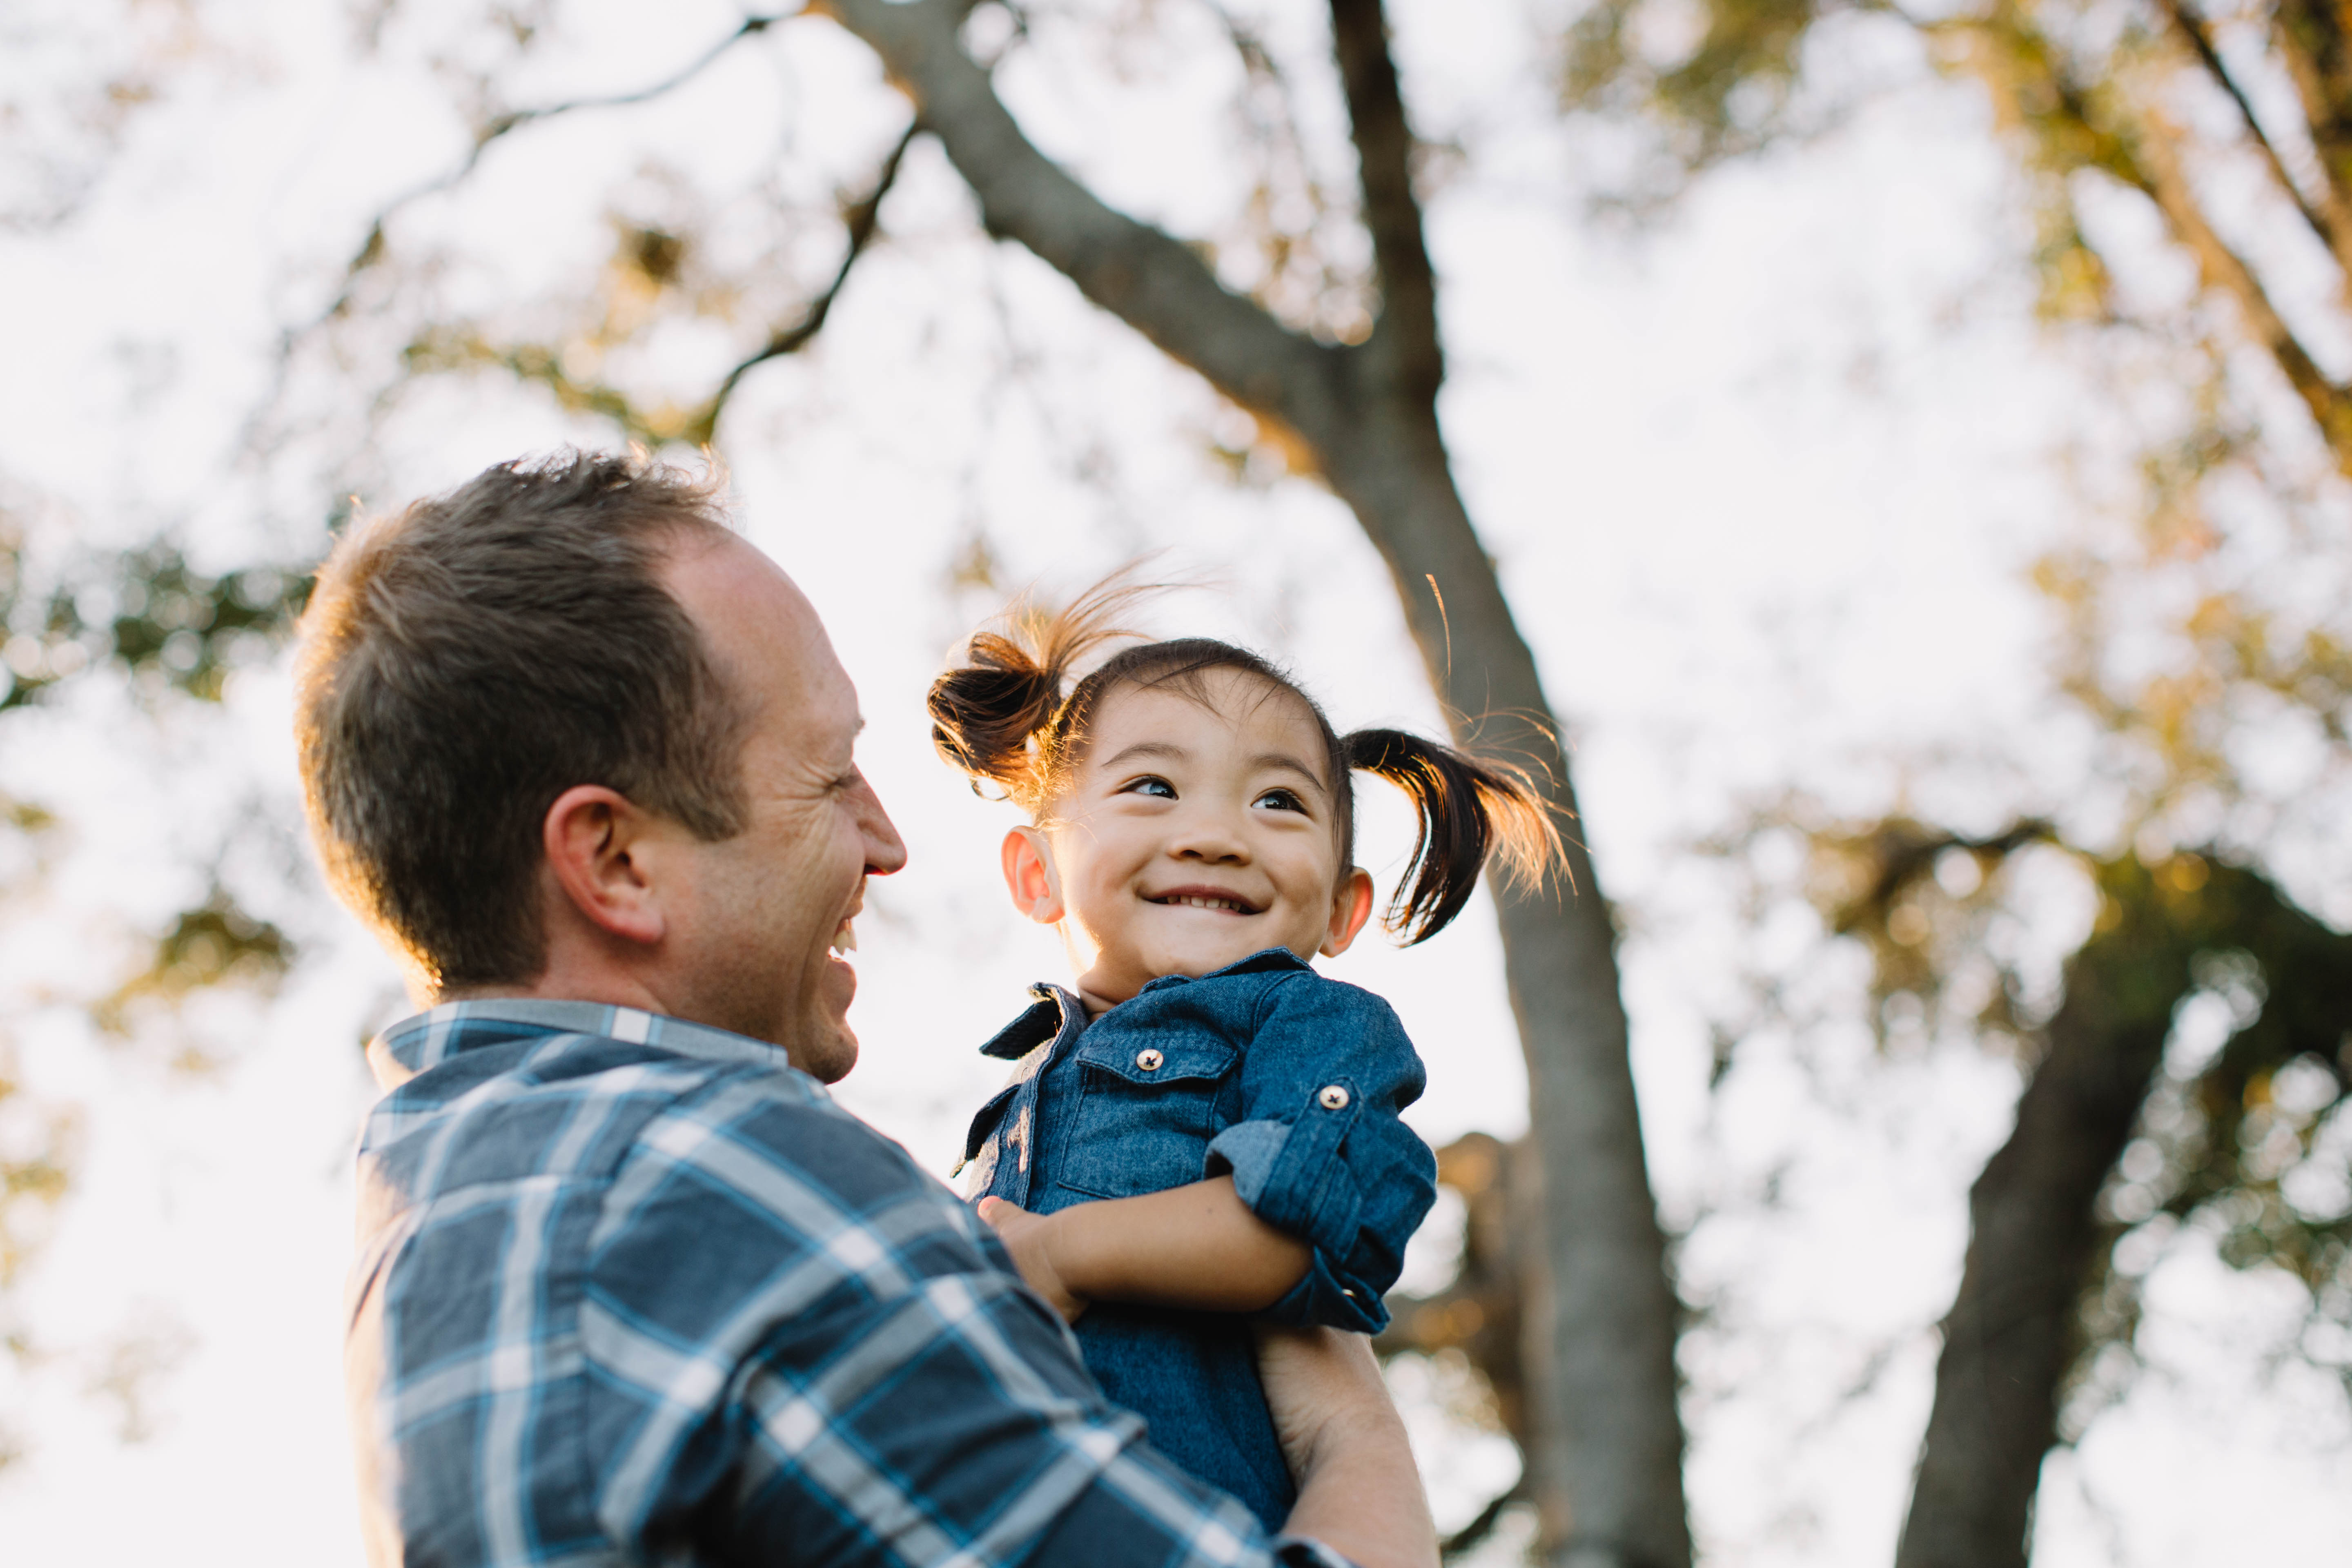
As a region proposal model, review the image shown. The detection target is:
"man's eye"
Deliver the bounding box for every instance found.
[1121,776,1176,799]
[1254,788,1307,814]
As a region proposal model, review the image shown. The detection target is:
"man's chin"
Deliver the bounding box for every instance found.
[791,1020,859,1085]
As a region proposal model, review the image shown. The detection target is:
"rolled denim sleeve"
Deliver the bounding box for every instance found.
[1204,976,1437,1333]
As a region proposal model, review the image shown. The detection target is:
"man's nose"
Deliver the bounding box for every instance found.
[853,772,909,875]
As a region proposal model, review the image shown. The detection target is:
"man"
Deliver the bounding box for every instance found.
[295,451,1435,1567]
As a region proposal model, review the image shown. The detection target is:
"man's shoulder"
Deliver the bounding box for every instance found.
[356,1018,891,1223]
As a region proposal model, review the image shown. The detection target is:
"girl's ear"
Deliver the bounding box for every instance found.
[1000,825,1066,926]
[1319,867,1376,958]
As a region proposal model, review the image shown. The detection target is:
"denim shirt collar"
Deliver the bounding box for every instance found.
[368,997,804,1092]
[977,947,1313,1062]
[1137,946,1310,992]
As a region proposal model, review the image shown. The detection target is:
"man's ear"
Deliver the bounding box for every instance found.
[542,784,667,947]
[1320,867,1376,957]
[1000,826,1065,926]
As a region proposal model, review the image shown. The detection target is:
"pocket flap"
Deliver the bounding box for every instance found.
[1072,1033,1236,1085]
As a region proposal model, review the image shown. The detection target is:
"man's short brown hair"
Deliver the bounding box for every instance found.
[295,450,748,990]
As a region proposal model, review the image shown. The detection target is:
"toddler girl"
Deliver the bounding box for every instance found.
[928,583,1557,1531]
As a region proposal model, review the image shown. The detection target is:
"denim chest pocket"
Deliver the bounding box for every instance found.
[1054,1035,1238,1200]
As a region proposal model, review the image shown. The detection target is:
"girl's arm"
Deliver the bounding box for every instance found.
[978,1177,1309,1320]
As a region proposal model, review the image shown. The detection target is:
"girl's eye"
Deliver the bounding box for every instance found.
[1121,776,1176,800]
[1254,788,1307,814]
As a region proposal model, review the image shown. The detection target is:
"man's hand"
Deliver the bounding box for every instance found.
[1258,1327,1438,1568]
[976,1197,1089,1321]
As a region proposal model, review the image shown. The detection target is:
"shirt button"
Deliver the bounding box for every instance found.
[1317,1085,1350,1110]
[1136,1048,1165,1071]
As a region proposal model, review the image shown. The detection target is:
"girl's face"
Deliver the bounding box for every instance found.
[1001,668,1374,1009]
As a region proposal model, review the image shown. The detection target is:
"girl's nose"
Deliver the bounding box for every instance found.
[1167,807,1250,862]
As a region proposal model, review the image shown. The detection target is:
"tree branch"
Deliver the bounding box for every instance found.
[1328,0,1443,400]
[1440,1482,1526,1561]
[2155,0,2345,266]
[681,120,918,444]
[2128,114,2352,471]
[318,10,802,325]
[816,0,1347,439]
[395,120,908,450]
[2269,0,2352,256]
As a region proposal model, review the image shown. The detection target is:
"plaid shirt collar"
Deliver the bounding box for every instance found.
[367,997,808,1093]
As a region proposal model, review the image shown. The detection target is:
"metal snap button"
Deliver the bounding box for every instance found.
[1136,1048,1165,1071]
[1317,1084,1350,1110]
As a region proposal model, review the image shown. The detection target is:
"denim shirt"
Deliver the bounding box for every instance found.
[958,949,1438,1532]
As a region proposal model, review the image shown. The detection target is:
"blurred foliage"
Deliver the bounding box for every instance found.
[91,886,295,1043]
[0,488,312,1463]
[1559,0,2352,831]
[0,524,313,711]
[0,0,220,232]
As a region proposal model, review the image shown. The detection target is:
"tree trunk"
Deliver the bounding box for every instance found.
[1895,855,2344,1567]
[1310,369,1687,1568]
[1893,928,2172,1567]
[819,2,1693,1561]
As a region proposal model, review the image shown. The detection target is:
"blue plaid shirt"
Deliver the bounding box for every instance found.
[349,999,1359,1567]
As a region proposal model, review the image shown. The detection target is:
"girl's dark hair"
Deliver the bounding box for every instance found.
[929,580,1561,945]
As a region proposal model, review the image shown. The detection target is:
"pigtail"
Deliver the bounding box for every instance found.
[1343,729,1565,944]
[928,577,1160,804]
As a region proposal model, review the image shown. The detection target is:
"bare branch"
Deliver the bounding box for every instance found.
[396,120,911,449]
[683,120,918,445]
[1328,0,1442,401]
[317,10,802,325]
[2154,0,2344,265]
[1440,1482,1527,1561]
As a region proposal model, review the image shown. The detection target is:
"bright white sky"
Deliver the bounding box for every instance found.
[1,1,2346,1564]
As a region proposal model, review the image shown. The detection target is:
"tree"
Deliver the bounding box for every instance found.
[309,2,1694,1560]
[1552,0,2352,1554]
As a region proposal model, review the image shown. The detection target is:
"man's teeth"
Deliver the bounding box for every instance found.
[830,918,857,956]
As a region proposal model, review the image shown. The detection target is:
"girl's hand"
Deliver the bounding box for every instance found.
[976,1196,1089,1321]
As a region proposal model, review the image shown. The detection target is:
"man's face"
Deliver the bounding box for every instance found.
[659,533,904,1080]
[1028,670,1357,1007]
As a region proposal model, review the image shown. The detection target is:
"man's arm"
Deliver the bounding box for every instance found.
[1258,1327,1439,1568]
[586,1078,1424,1568]
[977,1178,1309,1320]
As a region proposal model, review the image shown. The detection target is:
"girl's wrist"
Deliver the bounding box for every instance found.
[1040,1206,1105,1300]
